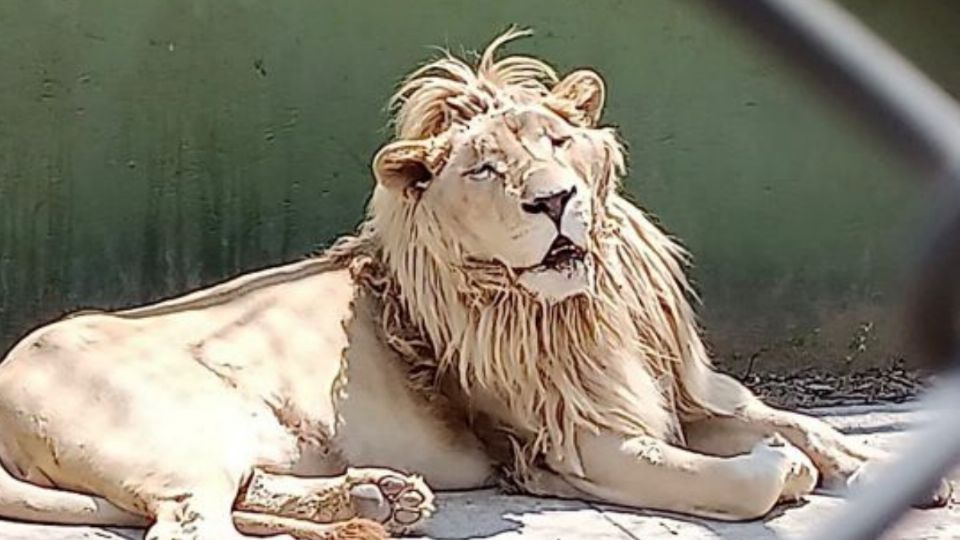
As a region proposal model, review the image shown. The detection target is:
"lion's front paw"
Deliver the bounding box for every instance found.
[346,467,435,535]
[848,460,953,509]
[753,434,818,503]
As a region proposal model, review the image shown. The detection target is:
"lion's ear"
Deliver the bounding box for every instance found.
[372,140,434,197]
[551,69,606,127]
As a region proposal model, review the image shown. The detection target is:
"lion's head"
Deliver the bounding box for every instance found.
[370,29,624,304]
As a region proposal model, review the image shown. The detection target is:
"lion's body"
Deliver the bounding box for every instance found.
[0,257,490,537]
[0,29,949,540]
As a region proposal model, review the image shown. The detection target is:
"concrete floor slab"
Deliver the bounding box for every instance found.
[1,403,957,539]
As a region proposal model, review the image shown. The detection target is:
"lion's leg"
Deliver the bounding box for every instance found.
[236,468,434,536]
[685,403,876,483]
[687,373,890,477]
[512,467,591,500]
[144,494,296,540]
[550,429,816,521]
[233,512,387,540]
[685,371,951,506]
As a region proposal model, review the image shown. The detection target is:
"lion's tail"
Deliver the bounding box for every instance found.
[0,459,146,527]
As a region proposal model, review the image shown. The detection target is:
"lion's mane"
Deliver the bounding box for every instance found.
[334,29,717,478]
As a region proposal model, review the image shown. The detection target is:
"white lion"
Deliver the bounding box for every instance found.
[0,29,949,540]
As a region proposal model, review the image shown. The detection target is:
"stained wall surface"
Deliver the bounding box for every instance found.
[2,1,958,371]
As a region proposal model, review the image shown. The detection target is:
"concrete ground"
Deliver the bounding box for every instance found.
[0,403,957,540]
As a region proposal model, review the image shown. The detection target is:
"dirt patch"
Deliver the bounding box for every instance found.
[738,361,929,408]
[706,302,916,375]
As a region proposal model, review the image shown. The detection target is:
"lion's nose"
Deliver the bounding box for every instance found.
[522,186,576,226]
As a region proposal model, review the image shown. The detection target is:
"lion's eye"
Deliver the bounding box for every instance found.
[467,163,500,182]
[550,135,573,150]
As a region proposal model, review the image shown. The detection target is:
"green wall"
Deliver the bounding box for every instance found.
[2,1,959,371]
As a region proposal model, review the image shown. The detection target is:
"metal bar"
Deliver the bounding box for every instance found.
[694,1,960,539]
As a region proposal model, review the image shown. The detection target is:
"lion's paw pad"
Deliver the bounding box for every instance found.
[346,468,435,534]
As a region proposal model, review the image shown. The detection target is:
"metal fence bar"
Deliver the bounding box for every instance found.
[696,1,960,539]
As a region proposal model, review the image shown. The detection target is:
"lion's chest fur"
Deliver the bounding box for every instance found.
[366,195,712,477]
[441,301,682,476]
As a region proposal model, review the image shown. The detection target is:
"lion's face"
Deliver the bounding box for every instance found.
[424,106,602,301]
[372,39,619,303]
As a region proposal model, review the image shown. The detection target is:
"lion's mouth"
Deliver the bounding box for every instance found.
[534,235,586,270]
